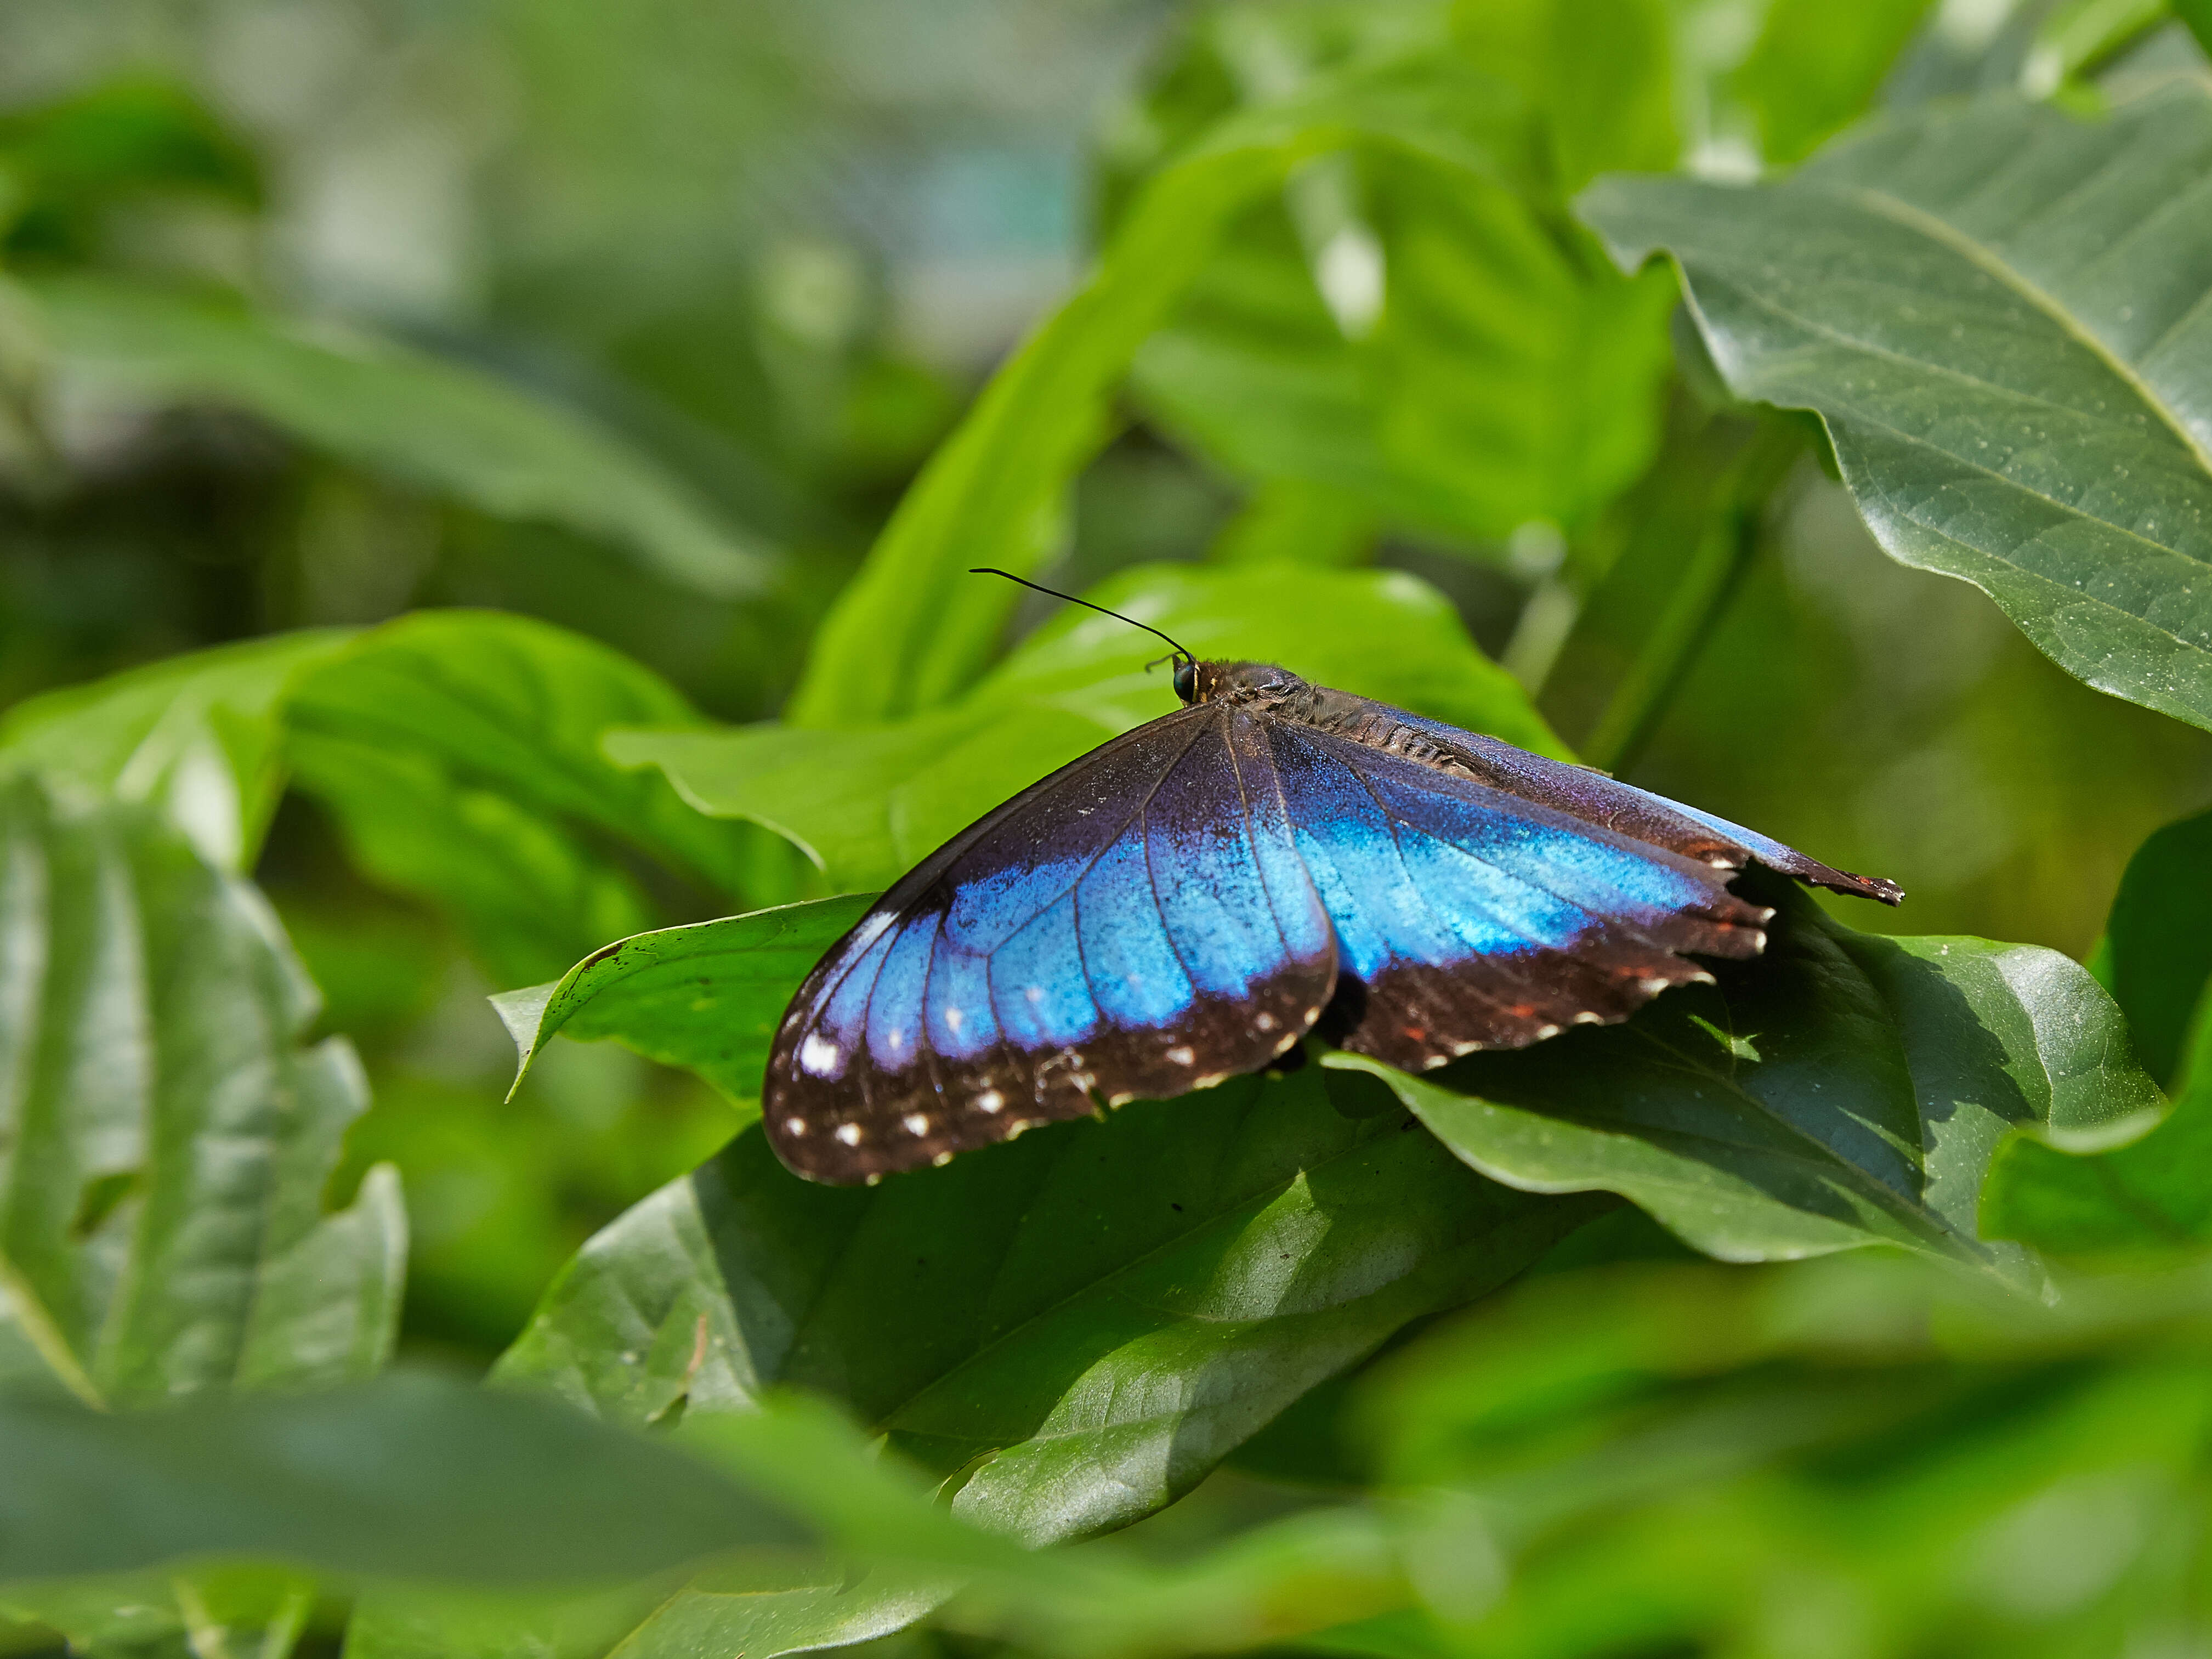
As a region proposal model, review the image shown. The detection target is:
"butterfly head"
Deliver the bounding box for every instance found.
[1180,660,1308,707]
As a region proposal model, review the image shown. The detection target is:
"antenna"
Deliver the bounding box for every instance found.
[968,568,1193,667]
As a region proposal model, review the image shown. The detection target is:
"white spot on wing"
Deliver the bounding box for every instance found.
[1166,1045,1195,1066]
[975,1089,1003,1113]
[835,1123,863,1146]
[903,1113,929,1136]
[945,1007,963,1032]
[783,1117,808,1136]
[799,1033,841,1076]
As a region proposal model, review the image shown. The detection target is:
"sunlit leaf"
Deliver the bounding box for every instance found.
[1583,83,2212,732]
[614,563,1565,891]
[28,274,774,598]
[0,776,403,1407]
[1330,877,2160,1278]
[0,630,353,869]
[491,894,875,1107]
[286,610,763,987]
[789,47,1534,726]
[495,1066,1593,1545]
[1727,0,1937,166]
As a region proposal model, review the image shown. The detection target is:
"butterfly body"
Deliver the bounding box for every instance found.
[765,660,1900,1185]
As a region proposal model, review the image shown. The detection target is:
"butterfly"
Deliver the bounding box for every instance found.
[765,575,1901,1185]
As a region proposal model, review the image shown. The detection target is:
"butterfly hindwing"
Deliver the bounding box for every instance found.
[1262,720,1774,1072]
[764,705,1336,1183]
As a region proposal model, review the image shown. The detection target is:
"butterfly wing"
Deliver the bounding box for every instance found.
[764,704,1336,1183]
[1263,718,1779,1072]
[1330,694,1902,904]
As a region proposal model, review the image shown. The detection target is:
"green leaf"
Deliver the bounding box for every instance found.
[0,630,354,870]
[1352,1252,2212,1656]
[2098,804,2212,1088]
[0,776,404,1407]
[1581,83,2212,732]
[0,1369,808,1586]
[1727,0,1938,167]
[491,894,876,1107]
[1449,0,1678,195]
[1133,164,1677,549]
[494,1066,1595,1545]
[614,562,1566,891]
[285,611,764,988]
[1328,877,2161,1278]
[1980,800,2212,1259]
[1982,1011,2212,1259]
[2184,0,2212,58]
[27,274,774,598]
[788,47,1532,726]
[0,1565,316,1659]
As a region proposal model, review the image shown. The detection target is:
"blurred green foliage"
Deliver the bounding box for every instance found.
[4,1,2212,1656]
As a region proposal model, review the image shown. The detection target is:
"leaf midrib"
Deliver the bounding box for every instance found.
[1836,182,2212,479]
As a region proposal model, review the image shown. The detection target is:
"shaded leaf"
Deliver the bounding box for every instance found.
[0,776,403,1406]
[491,894,876,1107]
[2098,803,2212,1088]
[1982,1008,2212,1259]
[0,630,353,870]
[1582,83,2212,731]
[1329,878,2159,1278]
[285,610,762,987]
[29,274,773,598]
[0,1369,807,1586]
[613,563,1564,891]
[495,1065,1594,1546]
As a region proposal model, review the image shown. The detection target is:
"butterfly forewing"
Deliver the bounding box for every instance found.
[1265,722,1773,1072]
[764,705,1337,1184]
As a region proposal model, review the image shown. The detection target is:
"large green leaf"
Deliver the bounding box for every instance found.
[1330,877,2160,1278]
[788,48,1532,726]
[28,275,774,597]
[0,1369,806,1587]
[614,562,1564,892]
[347,1391,1408,1659]
[0,631,353,870]
[0,776,402,1407]
[1581,83,2212,732]
[491,894,875,1107]
[495,1065,1594,1547]
[285,610,762,987]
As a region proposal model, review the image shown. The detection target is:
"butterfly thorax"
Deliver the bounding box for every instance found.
[1190,659,1491,780]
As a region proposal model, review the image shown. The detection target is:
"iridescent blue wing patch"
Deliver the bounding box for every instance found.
[1263,721,1775,1073]
[764,706,1336,1184]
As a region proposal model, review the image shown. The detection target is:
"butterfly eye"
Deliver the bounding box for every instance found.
[1172,660,1197,702]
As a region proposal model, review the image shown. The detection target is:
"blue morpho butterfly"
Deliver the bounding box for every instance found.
[765,570,1901,1185]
